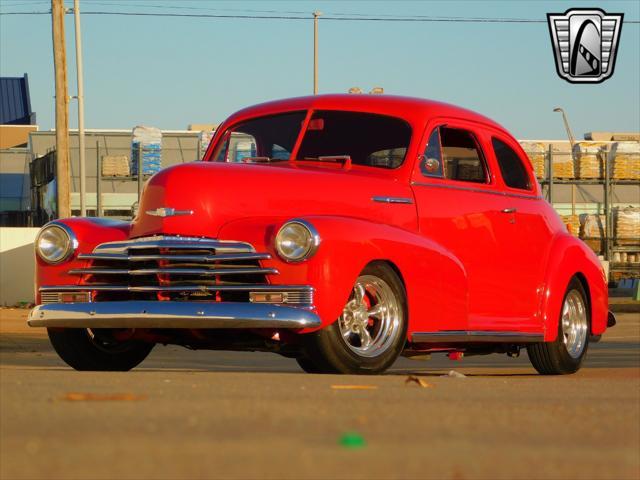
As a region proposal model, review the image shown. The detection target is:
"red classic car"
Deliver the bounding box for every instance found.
[29,94,615,374]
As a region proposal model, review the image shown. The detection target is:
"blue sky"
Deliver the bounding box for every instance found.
[1,0,639,139]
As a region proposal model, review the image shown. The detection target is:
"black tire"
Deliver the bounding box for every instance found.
[295,356,325,374]
[299,262,407,375]
[48,328,154,371]
[527,278,590,375]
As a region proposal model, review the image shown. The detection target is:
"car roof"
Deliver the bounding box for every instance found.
[225,94,506,131]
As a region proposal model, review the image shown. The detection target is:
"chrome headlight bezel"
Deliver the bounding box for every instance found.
[35,222,78,264]
[275,219,321,263]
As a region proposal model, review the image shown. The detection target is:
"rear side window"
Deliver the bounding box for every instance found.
[492,138,531,190]
[440,127,488,183]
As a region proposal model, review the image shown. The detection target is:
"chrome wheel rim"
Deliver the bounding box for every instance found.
[338,275,402,358]
[561,289,588,359]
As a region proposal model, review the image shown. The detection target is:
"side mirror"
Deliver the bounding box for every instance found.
[424,157,441,174]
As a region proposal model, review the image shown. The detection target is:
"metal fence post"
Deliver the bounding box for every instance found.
[137,142,143,203]
[96,140,102,217]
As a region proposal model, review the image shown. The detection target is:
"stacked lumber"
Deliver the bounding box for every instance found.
[561,215,580,237]
[519,141,546,179]
[551,149,575,179]
[575,142,606,179]
[612,142,640,180]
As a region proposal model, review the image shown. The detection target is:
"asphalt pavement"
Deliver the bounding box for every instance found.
[1,308,639,480]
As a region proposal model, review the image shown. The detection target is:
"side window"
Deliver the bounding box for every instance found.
[492,137,531,190]
[420,128,444,177]
[213,133,257,162]
[440,127,488,183]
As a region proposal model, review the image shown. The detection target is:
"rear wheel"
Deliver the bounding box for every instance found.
[299,262,407,374]
[527,278,590,375]
[48,328,154,371]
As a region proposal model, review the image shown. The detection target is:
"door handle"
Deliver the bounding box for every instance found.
[501,208,517,214]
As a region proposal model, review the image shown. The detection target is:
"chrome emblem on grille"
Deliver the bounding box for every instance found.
[145,207,194,217]
[547,8,623,84]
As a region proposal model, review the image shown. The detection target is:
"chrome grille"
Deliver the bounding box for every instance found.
[43,236,313,306]
[41,292,62,305]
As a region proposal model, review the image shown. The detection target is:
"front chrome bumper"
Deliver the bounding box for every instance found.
[28,301,321,329]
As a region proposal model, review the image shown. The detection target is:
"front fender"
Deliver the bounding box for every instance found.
[218,215,468,333]
[35,218,130,303]
[539,232,608,341]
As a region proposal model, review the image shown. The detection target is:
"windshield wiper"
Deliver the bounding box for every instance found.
[240,156,286,164]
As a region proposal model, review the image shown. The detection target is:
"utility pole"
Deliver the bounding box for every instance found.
[313,11,321,95]
[73,0,86,216]
[52,0,71,218]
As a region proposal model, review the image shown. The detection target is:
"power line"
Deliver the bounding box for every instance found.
[1,9,638,23]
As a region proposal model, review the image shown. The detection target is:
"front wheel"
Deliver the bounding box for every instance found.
[299,262,407,374]
[48,328,154,371]
[527,278,590,375]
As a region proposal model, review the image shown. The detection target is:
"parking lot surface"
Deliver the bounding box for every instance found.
[1,308,639,480]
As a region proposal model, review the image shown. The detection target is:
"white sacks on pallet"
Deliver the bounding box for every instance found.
[131,126,162,176]
[198,130,215,159]
[615,206,640,242]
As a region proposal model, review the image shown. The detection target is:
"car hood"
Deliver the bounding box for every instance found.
[130,161,416,239]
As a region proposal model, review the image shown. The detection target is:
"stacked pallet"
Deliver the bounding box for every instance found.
[519,142,546,179]
[131,126,162,176]
[198,130,215,159]
[613,142,640,180]
[615,207,640,244]
[611,252,640,265]
[579,214,606,254]
[101,155,130,177]
[551,148,575,179]
[575,142,606,179]
[561,215,581,237]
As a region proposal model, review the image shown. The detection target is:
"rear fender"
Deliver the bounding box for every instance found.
[218,215,468,333]
[539,233,608,341]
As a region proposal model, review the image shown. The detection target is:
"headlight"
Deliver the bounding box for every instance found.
[35,223,77,264]
[275,220,320,262]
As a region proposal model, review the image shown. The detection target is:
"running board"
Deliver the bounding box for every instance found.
[411,331,543,344]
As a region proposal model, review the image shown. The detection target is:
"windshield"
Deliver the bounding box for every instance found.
[212,111,306,163]
[211,109,411,169]
[297,111,411,168]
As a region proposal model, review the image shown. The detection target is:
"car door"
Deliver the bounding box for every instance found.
[480,130,552,330]
[411,119,514,330]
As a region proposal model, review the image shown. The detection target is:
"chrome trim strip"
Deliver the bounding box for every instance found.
[40,284,312,293]
[411,181,542,201]
[68,267,279,276]
[411,331,543,344]
[77,253,272,262]
[28,301,321,329]
[93,236,255,254]
[372,196,414,204]
[145,208,194,217]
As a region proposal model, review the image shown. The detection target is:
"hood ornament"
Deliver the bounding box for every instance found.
[145,207,194,218]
